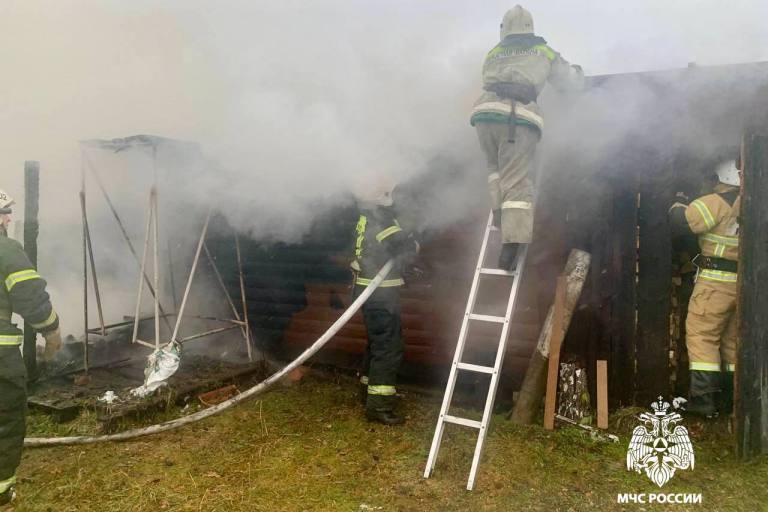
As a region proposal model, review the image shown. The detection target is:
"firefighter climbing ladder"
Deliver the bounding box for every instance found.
[423,211,528,490]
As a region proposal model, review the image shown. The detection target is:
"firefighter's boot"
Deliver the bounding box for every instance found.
[719,372,734,416]
[498,243,519,271]
[0,486,16,506]
[359,383,368,406]
[366,408,405,426]
[686,370,720,418]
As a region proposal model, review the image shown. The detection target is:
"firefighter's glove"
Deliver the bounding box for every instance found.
[43,327,63,362]
[668,202,687,214]
[407,264,426,281]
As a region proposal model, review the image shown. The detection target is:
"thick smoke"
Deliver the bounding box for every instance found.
[0,1,766,337]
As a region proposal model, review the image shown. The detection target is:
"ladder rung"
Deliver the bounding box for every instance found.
[478,267,517,277]
[456,362,495,374]
[443,415,482,429]
[468,313,506,324]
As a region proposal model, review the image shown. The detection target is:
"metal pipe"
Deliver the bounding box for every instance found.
[235,234,253,361]
[133,339,157,349]
[87,315,163,334]
[168,239,178,310]
[131,194,153,345]
[81,191,106,335]
[24,259,394,446]
[180,315,246,325]
[152,189,160,350]
[177,325,239,344]
[169,209,212,345]
[80,160,89,374]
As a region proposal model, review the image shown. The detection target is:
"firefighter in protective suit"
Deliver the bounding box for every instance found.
[669,161,741,417]
[0,189,61,505]
[351,179,418,425]
[471,5,584,269]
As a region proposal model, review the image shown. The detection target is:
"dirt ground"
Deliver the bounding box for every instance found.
[11,373,768,511]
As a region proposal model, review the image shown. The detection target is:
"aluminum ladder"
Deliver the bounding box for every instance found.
[423,211,528,490]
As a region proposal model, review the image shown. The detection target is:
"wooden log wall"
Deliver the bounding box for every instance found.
[608,185,638,406]
[736,133,768,458]
[635,178,672,404]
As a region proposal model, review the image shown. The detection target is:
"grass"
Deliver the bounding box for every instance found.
[13,372,768,511]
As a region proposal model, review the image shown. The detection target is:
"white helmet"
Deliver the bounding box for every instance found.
[352,175,397,207]
[715,160,740,187]
[500,5,534,39]
[0,189,14,214]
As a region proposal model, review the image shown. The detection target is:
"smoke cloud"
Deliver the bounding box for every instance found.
[0,1,766,336]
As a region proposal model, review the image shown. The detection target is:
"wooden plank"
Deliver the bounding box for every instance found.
[609,185,637,406]
[597,360,608,429]
[543,276,567,430]
[23,161,40,380]
[635,179,671,404]
[736,133,768,459]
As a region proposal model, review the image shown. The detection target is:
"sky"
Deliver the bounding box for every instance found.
[0,0,766,333]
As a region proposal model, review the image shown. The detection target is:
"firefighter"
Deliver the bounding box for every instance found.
[668,160,741,417]
[471,5,584,269]
[351,179,418,425]
[0,188,61,505]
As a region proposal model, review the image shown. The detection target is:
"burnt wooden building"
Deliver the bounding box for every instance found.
[210,61,768,445]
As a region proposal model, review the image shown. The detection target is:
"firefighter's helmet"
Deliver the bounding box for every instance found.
[501,5,534,39]
[352,175,397,207]
[715,160,740,187]
[0,189,14,214]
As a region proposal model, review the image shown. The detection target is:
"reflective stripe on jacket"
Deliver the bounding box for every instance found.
[1,235,59,341]
[352,207,406,288]
[683,184,740,283]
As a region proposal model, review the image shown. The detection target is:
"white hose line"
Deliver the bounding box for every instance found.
[25,259,394,447]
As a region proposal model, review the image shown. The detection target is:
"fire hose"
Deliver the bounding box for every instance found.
[24,259,394,447]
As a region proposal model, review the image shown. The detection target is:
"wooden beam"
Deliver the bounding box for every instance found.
[609,185,637,406]
[23,161,40,381]
[597,360,608,429]
[635,180,672,404]
[736,133,768,459]
[543,276,567,430]
[510,249,591,425]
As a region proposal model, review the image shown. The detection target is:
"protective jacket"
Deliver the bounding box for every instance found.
[352,207,412,289]
[1,236,59,344]
[470,34,584,132]
[670,183,740,283]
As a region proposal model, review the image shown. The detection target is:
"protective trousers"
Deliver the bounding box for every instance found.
[475,122,539,244]
[359,289,403,412]
[686,278,737,402]
[0,347,26,495]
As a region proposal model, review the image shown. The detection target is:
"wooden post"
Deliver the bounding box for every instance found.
[543,277,567,430]
[597,360,608,429]
[23,161,39,380]
[511,249,591,424]
[609,185,637,406]
[635,180,671,404]
[736,133,768,458]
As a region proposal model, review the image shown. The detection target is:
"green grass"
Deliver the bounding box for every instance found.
[14,374,768,511]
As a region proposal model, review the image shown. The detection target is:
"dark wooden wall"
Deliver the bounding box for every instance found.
[635,175,672,404]
[736,132,768,458]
